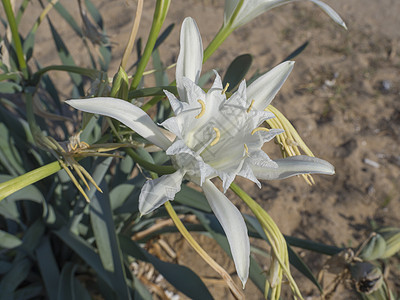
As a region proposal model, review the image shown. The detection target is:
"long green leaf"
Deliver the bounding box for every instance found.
[89,157,131,299]
[119,236,213,300]
[0,258,32,299]
[53,226,112,285]
[47,18,83,90]
[58,262,91,300]
[222,54,252,92]
[0,229,22,249]
[36,236,60,300]
[287,244,322,292]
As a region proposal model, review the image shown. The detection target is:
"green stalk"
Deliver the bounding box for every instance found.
[0,161,62,201]
[130,0,171,90]
[203,24,233,63]
[2,0,28,78]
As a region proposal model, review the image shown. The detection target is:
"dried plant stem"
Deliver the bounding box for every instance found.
[120,0,143,70]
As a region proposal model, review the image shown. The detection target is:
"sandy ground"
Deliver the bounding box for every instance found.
[7,0,400,298]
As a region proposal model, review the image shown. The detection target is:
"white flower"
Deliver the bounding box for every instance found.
[224,0,347,30]
[66,17,334,287]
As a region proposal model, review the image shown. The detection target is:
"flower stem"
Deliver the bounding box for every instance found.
[164,201,244,299]
[130,0,170,90]
[203,24,233,63]
[0,161,62,201]
[1,0,28,79]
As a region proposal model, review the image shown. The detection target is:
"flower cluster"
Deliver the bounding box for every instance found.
[67,17,335,286]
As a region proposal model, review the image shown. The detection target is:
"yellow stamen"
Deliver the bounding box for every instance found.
[251,127,270,135]
[195,99,206,119]
[221,83,229,95]
[247,99,255,113]
[244,144,249,155]
[80,141,90,149]
[210,127,220,146]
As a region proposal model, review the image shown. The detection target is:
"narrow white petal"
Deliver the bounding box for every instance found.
[246,61,294,110]
[139,170,185,215]
[176,17,203,102]
[202,180,250,287]
[238,162,261,188]
[160,117,182,139]
[310,0,347,29]
[163,90,188,115]
[210,70,223,91]
[181,77,206,106]
[252,155,334,180]
[66,98,172,150]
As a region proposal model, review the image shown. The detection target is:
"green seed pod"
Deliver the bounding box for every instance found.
[349,262,383,295]
[377,227,400,259]
[359,233,387,261]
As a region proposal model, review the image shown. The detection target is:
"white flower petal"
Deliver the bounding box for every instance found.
[202,180,250,287]
[224,0,346,30]
[210,70,223,91]
[181,77,206,106]
[246,61,294,110]
[160,117,182,139]
[139,170,185,215]
[238,162,261,188]
[310,0,347,29]
[252,155,334,180]
[163,89,188,115]
[66,97,172,150]
[176,17,203,102]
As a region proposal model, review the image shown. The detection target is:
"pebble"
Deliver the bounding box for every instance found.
[363,158,380,168]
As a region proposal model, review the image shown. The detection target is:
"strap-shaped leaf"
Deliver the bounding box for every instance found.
[119,236,213,300]
[222,54,252,92]
[35,236,60,299]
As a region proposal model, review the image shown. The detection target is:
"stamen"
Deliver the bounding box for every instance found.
[80,141,90,149]
[221,83,229,95]
[251,127,270,135]
[244,144,249,155]
[247,99,255,113]
[195,99,206,119]
[210,127,221,146]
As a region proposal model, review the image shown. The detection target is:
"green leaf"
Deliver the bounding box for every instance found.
[152,49,169,86]
[120,236,213,300]
[20,219,46,255]
[88,157,131,299]
[128,86,177,100]
[58,262,91,300]
[51,1,83,37]
[0,81,22,93]
[0,230,22,249]
[133,276,153,300]
[13,282,43,300]
[174,184,212,212]
[47,18,83,90]
[222,54,252,92]
[287,245,323,292]
[284,235,343,256]
[109,183,136,211]
[53,226,112,285]
[36,236,60,299]
[84,0,103,28]
[281,41,309,63]
[0,258,32,299]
